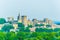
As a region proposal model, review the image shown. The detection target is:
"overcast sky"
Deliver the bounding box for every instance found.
[0,0,60,21]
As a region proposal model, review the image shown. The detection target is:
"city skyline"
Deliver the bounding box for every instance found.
[0,0,60,21]
[0,0,60,40]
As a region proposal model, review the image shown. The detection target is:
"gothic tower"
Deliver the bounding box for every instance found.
[17,13,20,20]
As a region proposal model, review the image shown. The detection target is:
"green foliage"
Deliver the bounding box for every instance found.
[35,24,39,26]
[54,28,60,32]
[6,32,18,40]
[0,18,6,24]
[17,31,25,40]
[35,28,45,32]
[31,32,38,37]
[18,23,28,32]
[0,31,59,40]
[19,27,25,32]
[1,27,60,40]
[2,24,14,32]
[18,23,25,28]
[35,24,45,27]
[46,24,51,28]
[28,25,33,28]
[35,28,53,32]
[0,32,6,40]
[24,27,30,32]
[40,24,45,26]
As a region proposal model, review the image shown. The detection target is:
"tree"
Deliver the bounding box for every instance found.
[2,24,14,32]
[28,25,33,28]
[6,32,18,40]
[24,27,30,32]
[0,18,6,24]
[35,24,45,27]
[37,36,43,40]
[42,28,53,32]
[35,28,44,32]
[18,23,25,28]
[0,32,6,40]
[17,23,25,31]
[40,24,45,27]
[54,28,60,32]
[35,24,39,27]
[46,24,51,28]
[31,32,38,37]
[17,32,25,40]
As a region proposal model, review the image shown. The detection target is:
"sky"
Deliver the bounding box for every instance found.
[0,0,60,21]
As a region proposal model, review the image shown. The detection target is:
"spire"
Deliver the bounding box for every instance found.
[17,12,20,20]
